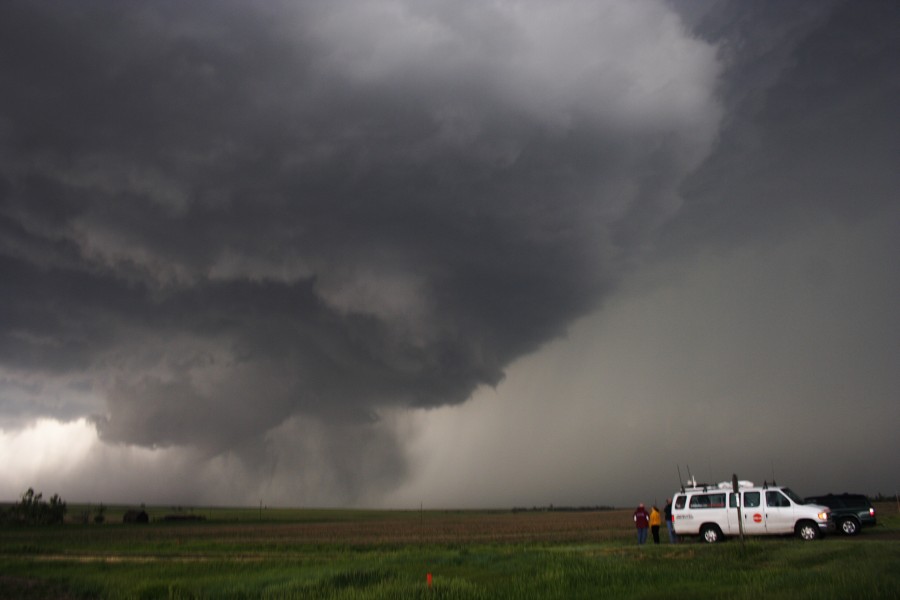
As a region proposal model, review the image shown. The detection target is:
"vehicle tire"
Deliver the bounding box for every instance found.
[701,524,723,543]
[838,518,860,536]
[796,521,820,541]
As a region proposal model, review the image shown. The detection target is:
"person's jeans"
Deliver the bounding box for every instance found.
[637,527,648,544]
[667,520,678,543]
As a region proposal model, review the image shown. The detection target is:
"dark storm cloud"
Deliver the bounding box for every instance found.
[0,0,720,496]
[666,0,900,247]
[5,0,894,506]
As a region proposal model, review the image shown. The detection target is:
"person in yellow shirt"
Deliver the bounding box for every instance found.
[649,505,662,544]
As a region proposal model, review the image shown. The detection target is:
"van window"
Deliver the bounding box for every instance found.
[674,496,686,509]
[781,488,804,504]
[744,491,761,508]
[730,493,739,508]
[689,493,726,509]
[766,491,790,508]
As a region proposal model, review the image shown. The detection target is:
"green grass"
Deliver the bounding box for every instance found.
[1,506,898,599]
[3,541,897,599]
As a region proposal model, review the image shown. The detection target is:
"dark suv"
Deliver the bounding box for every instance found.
[805,494,876,536]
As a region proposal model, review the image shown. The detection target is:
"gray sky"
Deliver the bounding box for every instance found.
[1,0,897,508]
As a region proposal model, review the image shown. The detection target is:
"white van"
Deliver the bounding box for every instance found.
[672,480,833,542]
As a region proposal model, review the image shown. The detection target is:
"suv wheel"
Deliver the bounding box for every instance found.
[701,524,723,543]
[797,521,820,541]
[839,518,860,536]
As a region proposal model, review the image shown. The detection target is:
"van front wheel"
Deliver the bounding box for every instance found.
[701,524,723,543]
[797,521,820,541]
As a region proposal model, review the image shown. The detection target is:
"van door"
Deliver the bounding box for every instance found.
[764,490,795,534]
[726,493,740,534]
[741,491,767,535]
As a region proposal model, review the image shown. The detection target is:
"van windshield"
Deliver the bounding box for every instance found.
[781,488,804,504]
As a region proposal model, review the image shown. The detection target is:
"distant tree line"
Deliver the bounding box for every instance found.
[1,488,67,525]
[511,505,618,513]
[871,493,900,502]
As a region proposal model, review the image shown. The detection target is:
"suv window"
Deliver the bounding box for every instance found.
[817,497,844,508]
[674,496,686,509]
[808,494,871,510]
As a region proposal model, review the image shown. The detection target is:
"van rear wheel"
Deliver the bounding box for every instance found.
[701,524,723,543]
[797,521,820,541]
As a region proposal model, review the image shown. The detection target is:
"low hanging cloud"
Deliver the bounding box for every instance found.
[3,0,896,506]
[0,0,721,501]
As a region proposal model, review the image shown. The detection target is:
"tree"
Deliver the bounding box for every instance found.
[94,504,106,524]
[4,488,67,525]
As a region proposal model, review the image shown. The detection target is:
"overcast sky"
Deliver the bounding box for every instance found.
[1,0,897,509]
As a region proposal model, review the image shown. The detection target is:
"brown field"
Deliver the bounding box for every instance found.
[61,501,900,545]
[251,502,900,545]
[96,510,636,546]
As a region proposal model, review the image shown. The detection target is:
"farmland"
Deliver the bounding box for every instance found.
[0,503,898,599]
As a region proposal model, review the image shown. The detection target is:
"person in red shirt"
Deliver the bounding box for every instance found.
[633,503,650,545]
